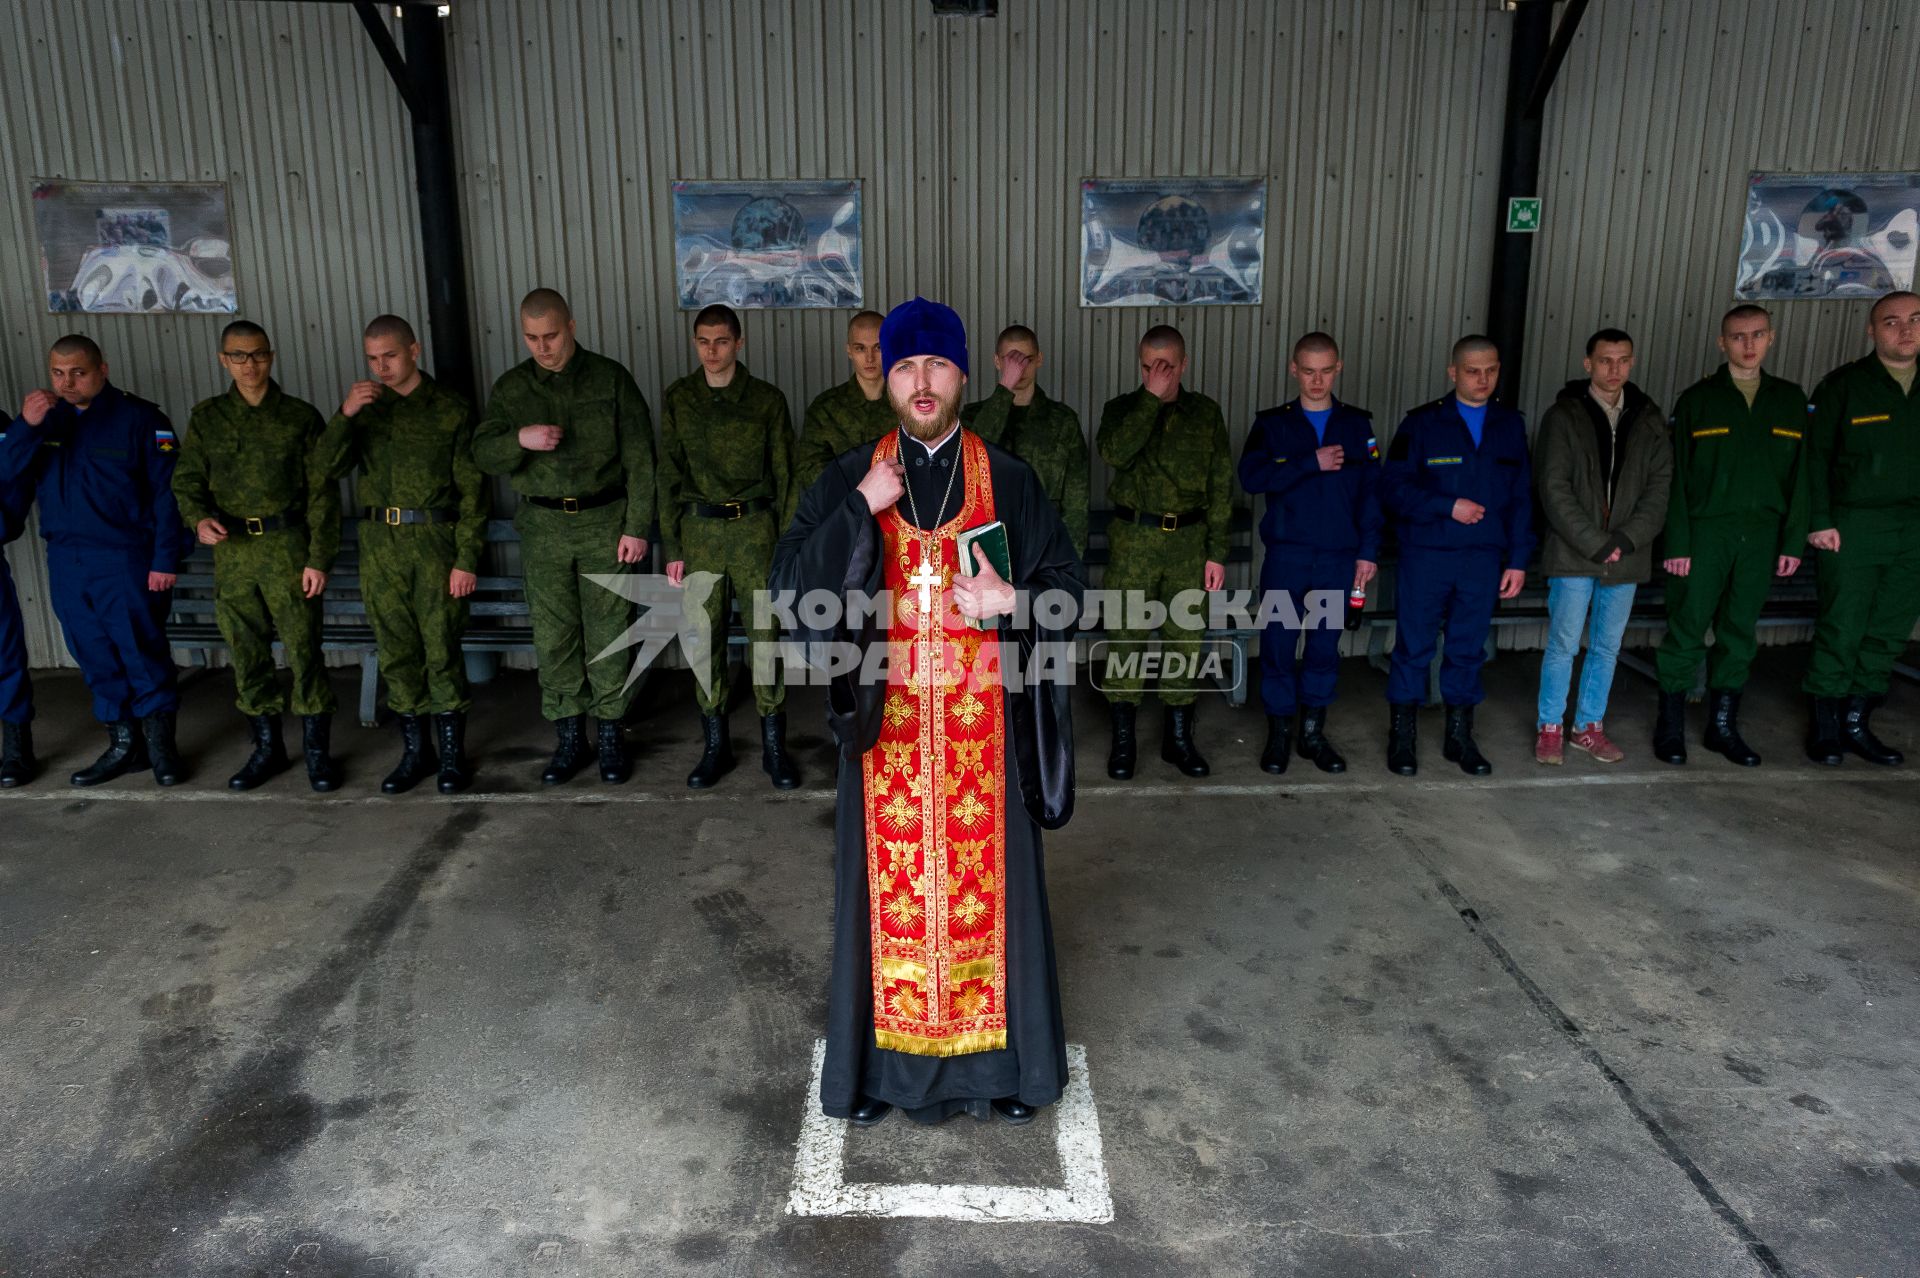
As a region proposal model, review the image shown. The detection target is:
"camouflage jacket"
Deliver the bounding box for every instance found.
[174,381,342,572]
[472,346,656,539]
[1096,386,1234,562]
[962,384,1090,556]
[791,376,895,519]
[655,363,793,562]
[317,373,491,573]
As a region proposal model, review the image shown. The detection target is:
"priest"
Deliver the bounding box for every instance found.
[771,298,1083,1126]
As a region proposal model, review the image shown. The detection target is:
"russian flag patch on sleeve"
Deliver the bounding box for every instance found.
[154,428,178,452]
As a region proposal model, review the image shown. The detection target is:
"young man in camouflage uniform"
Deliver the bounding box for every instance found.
[1096,324,1232,780]
[790,310,894,518]
[173,321,343,791]
[473,289,655,785]
[961,324,1090,558]
[320,315,489,795]
[657,303,798,790]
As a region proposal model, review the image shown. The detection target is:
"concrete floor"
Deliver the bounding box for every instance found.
[1,650,1916,1277]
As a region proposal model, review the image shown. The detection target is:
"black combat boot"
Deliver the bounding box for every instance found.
[1106,702,1137,780]
[596,717,631,784]
[142,712,184,786]
[1297,706,1347,774]
[1843,693,1904,766]
[381,714,437,794]
[70,720,147,787]
[1161,704,1209,777]
[541,715,591,785]
[434,711,474,794]
[1805,697,1845,766]
[303,714,342,792]
[1259,715,1292,775]
[1702,688,1760,767]
[761,712,800,790]
[1442,704,1491,776]
[1,720,37,788]
[687,714,735,789]
[229,714,289,791]
[1652,689,1689,765]
[1386,703,1419,776]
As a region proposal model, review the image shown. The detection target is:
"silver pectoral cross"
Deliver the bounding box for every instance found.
[908,558,942,614]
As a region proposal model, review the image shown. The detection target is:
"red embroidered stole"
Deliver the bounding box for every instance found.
[862,429,1008,1057]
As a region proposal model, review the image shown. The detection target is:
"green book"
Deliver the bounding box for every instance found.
[956,521,1012,630]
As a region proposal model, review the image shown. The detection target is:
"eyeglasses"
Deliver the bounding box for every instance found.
[221,350,273,365]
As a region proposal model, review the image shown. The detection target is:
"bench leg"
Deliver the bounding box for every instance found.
[359,653,381,728]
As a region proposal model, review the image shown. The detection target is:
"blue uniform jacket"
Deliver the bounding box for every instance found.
[0,383,190,573]
[1237,398,1384,560]
[1380,394,1534,568]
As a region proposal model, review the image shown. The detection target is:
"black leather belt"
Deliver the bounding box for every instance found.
[687,497,773,520]
[1113,503,1206,532]
[525,487,621,513]
[220,511,299,536]
[365,506,458,526]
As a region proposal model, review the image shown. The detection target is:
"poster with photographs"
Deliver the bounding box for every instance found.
[1080,177,1266,306]
[32,180,238,314]
[1735,172,1919,300]
[672,180,862,309]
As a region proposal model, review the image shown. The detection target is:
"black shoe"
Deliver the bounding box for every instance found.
[1843,693,1904,766]
[303,714,342,792]
[1106,702,1137,780]
[1387,703,1418,776]
[1161,705,1209,777]
[541,715,591,785]
[1805,696,1846,766]
[990,1096,1037,1126]
[1702,688,1760,767]
[1297,706,1347,774]
[2,720,37,788]
[848,1096,892,1127]
[1653,689,1689,765]
[70,720,147,787]
[761,712,800,790]
[142,712,184,786]
[687,713,736,788]
[1442,703,1491,776]
[434,711,474,794]
[229,714,289,790]
[380,714,438,795]
[1259,715,1292,774]
[596,717,631,784]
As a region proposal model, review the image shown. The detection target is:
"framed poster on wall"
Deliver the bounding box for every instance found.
[32,180,238,314]
[1735,172,1918,300]
[1080,177,1266,307]
[672,180,863,309]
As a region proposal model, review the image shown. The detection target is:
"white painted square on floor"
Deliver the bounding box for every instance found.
[786,1039,1115,1223]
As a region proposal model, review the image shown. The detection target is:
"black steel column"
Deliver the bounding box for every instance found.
[399,6,477,404]
[1486,0,1556,406]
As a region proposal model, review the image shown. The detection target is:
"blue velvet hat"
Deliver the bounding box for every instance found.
[879,297,968,378]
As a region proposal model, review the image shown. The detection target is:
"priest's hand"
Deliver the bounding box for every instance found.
[857,458,906,515]
[954,545,1016,620]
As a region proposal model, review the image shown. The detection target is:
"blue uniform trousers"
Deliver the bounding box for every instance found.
[1387,545,1501,707]
[0,553,31,724]
[47,544,178,723]
[1257,545,1353,716]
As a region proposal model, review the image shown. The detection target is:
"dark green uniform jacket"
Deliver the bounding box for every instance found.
[1096,386,1234,563]
[963,385,1090,557]
[655,363,793,563]
[1664,365,1810,559]
[174,382,340,572]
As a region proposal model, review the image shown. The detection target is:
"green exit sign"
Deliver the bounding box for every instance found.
[1507,197,1542,233]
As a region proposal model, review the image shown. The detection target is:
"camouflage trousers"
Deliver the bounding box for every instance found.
[363,521,471,715]
[212,526,336,716]
[517,501,635,722]
[1100,520,1209,707]
[681,508,783,716]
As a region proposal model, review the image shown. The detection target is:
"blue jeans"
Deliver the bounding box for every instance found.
[1537,577,1636,729]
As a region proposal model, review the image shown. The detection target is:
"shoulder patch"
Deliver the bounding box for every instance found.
[154,426,178,452]
[1771,427,1802,440]
[1849,413,1891,425]
[1691,427,1730,438]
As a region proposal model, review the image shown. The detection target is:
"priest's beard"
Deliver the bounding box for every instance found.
[890,382,965,442]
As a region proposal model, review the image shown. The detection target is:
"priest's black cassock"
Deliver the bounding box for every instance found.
[770,425,1084,1122]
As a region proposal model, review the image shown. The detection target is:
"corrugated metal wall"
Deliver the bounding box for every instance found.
[2,0,1913,666]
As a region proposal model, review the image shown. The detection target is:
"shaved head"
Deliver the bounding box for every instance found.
[1292,331,1338,360]
[996,324,1039,353]
[1140,324,1185,358]
[849,309,884,338]
[1870,290,1920,324]
[50,333,103,367]
[364,314,418,346]
[1721,304,1772,334]
[520,288,572,322]
[1449,334,1497,365]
